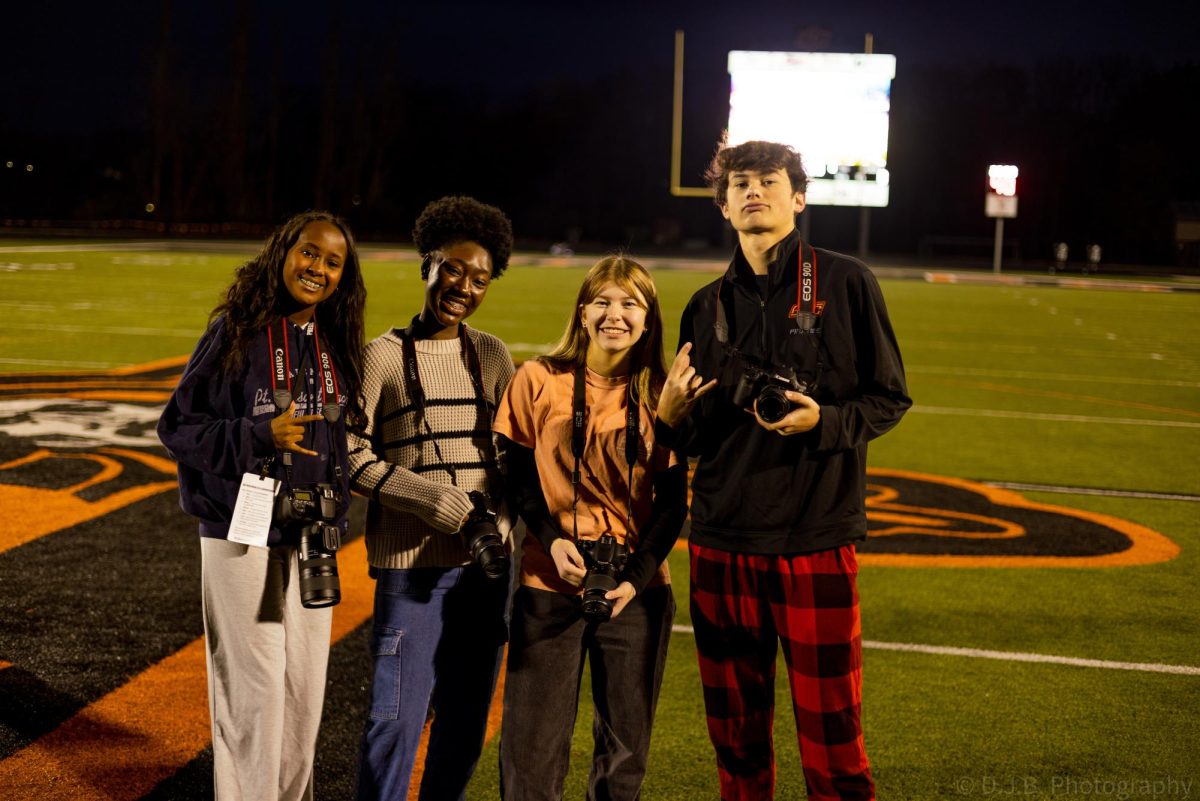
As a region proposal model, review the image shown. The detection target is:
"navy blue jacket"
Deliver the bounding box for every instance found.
[158,317,352,544]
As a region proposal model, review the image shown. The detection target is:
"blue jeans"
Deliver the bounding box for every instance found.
[355,563,510,801]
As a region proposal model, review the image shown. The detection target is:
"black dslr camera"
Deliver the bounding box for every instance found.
[274,483,342,609]
[578,533,628,623]
[730,363,810,424]
[462,491,510,580]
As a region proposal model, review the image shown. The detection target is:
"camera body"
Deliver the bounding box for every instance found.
[578,533,628,623]
[274,483,342,608]
[730,363,810,424]
[462,491,510,580]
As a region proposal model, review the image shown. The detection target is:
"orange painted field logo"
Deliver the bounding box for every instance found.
[859,468,1179,567]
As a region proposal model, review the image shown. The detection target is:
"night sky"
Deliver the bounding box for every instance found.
[2,1,1197,263]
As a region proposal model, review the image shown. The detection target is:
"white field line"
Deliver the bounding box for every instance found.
[1,322,200,337]
[911,405,1200,429]
[668,626,1200,675]
[0,242,176,253]
[907,365,1200,389]
[983,481,1200,502]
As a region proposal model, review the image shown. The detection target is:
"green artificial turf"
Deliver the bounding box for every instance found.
[3,243,1198,799]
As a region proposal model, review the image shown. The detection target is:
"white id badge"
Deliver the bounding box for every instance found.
[227,473,279,548]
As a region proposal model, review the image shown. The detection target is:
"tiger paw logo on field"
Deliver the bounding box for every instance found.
[0,359,1181,567]
[858,468,1179,567]
[0,360,185,555]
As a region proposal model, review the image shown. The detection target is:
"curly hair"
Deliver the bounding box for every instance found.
[208,210,368,430]
[412,196,513,279]
[705,139,809,208]
[541,255,668,412]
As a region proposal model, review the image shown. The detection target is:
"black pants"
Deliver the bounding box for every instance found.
[499,584,675,801]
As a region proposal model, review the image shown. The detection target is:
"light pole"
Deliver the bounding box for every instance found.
[985,164,1019,274]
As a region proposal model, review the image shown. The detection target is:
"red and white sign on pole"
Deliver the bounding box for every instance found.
[986,164,1019,273]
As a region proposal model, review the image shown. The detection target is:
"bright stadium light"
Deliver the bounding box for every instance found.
[988,164,1019,196]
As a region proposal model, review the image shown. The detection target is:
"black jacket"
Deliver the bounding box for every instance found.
[660,229,911,555]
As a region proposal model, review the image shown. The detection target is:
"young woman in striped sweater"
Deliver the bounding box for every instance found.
[348,196,515,801]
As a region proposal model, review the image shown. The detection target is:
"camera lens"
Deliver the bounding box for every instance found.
[755,385,792,423]
[473,534,510,580]
[464,524,510,580]
[581,573,619,622]
[298,526,340,608]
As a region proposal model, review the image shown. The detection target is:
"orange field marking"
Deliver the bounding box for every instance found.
[0,379,180,392]
[0,537,376,798]
[670,468,1179,568]
[0,534,508,798]
[858,468,1180,568]
[0,449,178,555]
[2,390,175,402]
[108,355,191,375]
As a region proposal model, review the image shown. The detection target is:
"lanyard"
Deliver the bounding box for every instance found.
[714,238,819,345]
[570,366,639,542]
[261,319,344,486]
[267,319,342,422]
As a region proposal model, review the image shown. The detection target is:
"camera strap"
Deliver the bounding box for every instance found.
[570,365,639,545]
[714,238,820,346]
[395,319,490,487]
[267,319,342,421]
[263,319,345,490]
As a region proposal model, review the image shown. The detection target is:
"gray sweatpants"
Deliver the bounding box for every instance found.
[200,537,332,801]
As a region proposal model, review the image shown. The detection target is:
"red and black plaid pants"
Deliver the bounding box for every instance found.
[689,542,875,801]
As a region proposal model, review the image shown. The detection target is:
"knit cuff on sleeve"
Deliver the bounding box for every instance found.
[427,484,475,535]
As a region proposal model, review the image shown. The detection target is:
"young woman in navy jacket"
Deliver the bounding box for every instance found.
[158,210,366,801]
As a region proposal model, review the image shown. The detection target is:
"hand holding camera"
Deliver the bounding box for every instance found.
[731,361,821,435]
[754,390,820,436]
[578,533,630,623]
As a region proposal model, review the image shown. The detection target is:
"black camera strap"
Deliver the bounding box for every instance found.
[570,365,640,546]
[395,319,491,487]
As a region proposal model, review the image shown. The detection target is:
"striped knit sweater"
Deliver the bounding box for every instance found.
[348,326,515,569]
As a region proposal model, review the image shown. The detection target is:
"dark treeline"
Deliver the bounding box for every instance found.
[1,5,1196,265]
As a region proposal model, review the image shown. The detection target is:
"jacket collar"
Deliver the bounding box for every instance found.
[727,228,802,293]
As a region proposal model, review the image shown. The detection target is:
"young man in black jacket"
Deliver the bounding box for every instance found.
[656,140,911,801]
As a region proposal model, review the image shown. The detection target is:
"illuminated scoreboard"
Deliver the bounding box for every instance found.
[726,50,897,207]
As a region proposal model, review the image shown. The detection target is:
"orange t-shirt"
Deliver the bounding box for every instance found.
[493,359,676,594]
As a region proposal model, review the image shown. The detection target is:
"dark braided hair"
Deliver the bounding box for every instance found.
[412,196,513,279]
[208,210,367,431]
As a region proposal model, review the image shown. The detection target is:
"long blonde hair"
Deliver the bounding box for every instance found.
[541,256,668,412]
